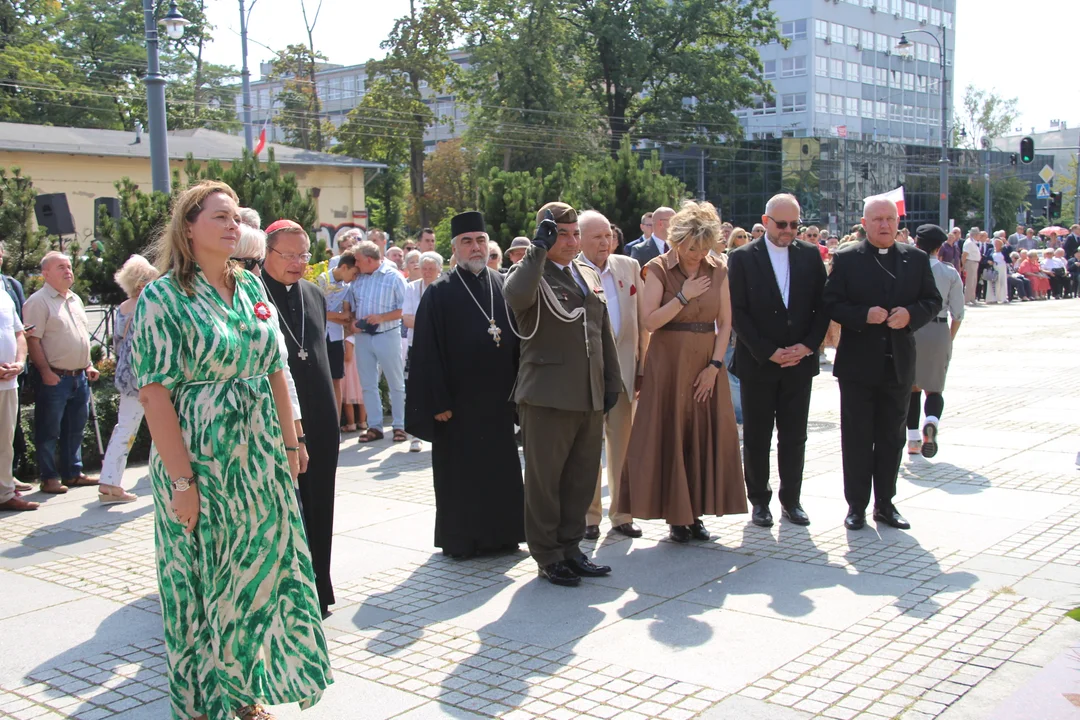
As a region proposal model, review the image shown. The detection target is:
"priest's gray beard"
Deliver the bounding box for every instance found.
[459,257,487,274]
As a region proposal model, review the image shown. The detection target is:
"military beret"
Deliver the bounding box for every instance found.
[536,202,577,225]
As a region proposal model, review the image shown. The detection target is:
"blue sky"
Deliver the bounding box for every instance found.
[201,0,1079,137]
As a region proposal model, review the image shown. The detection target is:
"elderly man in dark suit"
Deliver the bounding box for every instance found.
[504,202,622,587]
[630,206,674,268]
[824,196,941,531]
[728,193,830,528]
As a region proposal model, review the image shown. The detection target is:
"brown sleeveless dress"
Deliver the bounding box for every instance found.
[617,251,747,526]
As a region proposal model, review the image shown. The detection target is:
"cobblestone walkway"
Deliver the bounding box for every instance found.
[2,298,1080,720]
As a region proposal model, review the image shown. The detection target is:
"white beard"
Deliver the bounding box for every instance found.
[459,257,487,274]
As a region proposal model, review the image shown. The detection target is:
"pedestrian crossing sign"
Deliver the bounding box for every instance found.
[1036,184,1051,200]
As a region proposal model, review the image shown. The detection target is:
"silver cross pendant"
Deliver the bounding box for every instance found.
[298,348,309,361]
[488,321,502,346]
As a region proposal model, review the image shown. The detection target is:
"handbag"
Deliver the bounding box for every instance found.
[983,267,998,284]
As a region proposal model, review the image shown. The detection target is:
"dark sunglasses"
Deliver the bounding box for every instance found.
[231,257,261,271]
[766,216,802,230]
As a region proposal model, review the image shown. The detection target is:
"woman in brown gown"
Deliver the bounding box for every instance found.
[618,200,747,543]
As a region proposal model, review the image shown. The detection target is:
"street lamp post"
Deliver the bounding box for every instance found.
[143,0,189,195]
[898,26,949,229]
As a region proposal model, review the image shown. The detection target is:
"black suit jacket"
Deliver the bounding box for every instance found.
[1064,234,1080,259]
[630,238,664,268]
[728,238,830,383]
[823,240,942,387]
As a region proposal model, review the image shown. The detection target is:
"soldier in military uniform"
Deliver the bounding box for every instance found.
[504,202,622,587]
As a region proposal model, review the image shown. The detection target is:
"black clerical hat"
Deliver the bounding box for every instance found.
[451,211,486,238]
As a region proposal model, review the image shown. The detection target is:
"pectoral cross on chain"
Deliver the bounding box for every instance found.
[298,348,309,361]
[488,320,502,347]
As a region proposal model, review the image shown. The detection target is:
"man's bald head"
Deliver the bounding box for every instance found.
[578,210,615,268]
[861,197,899,249]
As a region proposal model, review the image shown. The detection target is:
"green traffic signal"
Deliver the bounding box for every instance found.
[1020,137,1035,164]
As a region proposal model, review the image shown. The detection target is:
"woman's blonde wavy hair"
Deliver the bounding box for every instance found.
[668,200,722,253]
[149,180,243,295]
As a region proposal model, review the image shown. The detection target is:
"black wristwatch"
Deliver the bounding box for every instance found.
[296,435,307,444]
[708,359,723,370]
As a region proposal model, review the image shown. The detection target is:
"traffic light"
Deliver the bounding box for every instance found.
[1049,191,1062,217]
[1020,137,1035,164]
[1010,153,1018,166]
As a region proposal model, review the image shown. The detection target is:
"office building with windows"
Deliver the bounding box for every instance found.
[736,0,956,146]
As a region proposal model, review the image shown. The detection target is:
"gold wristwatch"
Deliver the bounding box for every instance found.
[171,476,197,492]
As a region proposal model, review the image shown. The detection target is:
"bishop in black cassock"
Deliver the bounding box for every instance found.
[261,219,339,615]
[405,212,525,558]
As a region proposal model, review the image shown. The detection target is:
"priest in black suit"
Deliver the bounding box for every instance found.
[728,193,829,528]
[405,211,525,558]
[260,219,339,617]
[823,197,941,532]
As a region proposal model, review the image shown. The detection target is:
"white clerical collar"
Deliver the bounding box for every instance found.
[285,283,295,292]
[764,236,788,253]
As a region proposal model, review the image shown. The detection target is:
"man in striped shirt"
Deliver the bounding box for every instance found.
[348,240,409,443]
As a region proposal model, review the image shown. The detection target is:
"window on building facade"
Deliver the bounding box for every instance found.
[890,103,902,120]
[916,42,928,61]
[928,45,940,64]
[862,65,874,84]
[752,97,777,115]
[876,67,888,86]
[876,101,888,119]
[816,93,829,113]
[943,11,953,28]
[328,77,341,100]
[891,0,903,15]
[929,107,940,122]
[918,4,929,23]
[830,58,845,79]
[904,2,916,20]
[862,0,875,7]
[877,0,889,10]
[903,105,915,122]
[889,70,901,88]
[763,60,777,79]
[930,7,941,26]
[917,75,928,92]
[846,26,859,46]
[847,61,860,81]
[928,77,939,94]
[781,56,807,77]
[781,93,807,113]
[861,99,874,118]
[830,22,844,44]
[876,33,889,52]
[903,72,915,90]
[861,30,874,48]
[815,19,828,39]
[831,95,845,114]
[781,19,807,40]
[816,56,829,76]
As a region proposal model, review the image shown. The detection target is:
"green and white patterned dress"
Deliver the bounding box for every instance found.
[131,269,332,720]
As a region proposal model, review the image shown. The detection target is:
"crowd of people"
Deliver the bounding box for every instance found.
[3,176,1077,719]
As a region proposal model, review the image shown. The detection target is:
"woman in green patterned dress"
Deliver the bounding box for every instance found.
[131,181,332,720]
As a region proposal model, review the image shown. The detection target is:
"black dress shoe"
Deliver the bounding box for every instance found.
[751,504,773,527]
[873,506,911,530]
[565,553,612,577]
[612,522,642,538]
[690,518,710,541]
[782,504,810,526]
[844,510,865,530]
[669,525,690,543]
[538,561,581,586]
[584,524,600,540]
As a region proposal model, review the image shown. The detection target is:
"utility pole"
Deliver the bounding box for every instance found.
[698,148,706,201]
[982,144,991,231]
[239,0,254,151]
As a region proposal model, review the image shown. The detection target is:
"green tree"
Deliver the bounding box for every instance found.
[1052,155,1079,225]
[267,44,334,151]
[478,164,570,247]
[81,178,172,305]
[953,84,1020,151]
[364,0,462,227]
[569,0,782,155]
[459,0,601,172]
[0,167,50,288]
[409,139,475,228]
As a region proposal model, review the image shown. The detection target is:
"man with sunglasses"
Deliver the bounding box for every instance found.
[728,194,829,529]
[260,218,340,618]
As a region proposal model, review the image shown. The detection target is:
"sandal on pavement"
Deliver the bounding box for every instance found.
[236,705,275,720]
[98,486,137,504]
[392,429,407,443]
[64,475,99,487]
[358,428,384,443]
[341,423,357,433]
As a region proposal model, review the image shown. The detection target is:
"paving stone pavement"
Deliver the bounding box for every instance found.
[2,298,1080,720]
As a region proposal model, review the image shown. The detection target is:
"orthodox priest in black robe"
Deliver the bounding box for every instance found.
[405,211,525,558]
[261,219,339,615]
